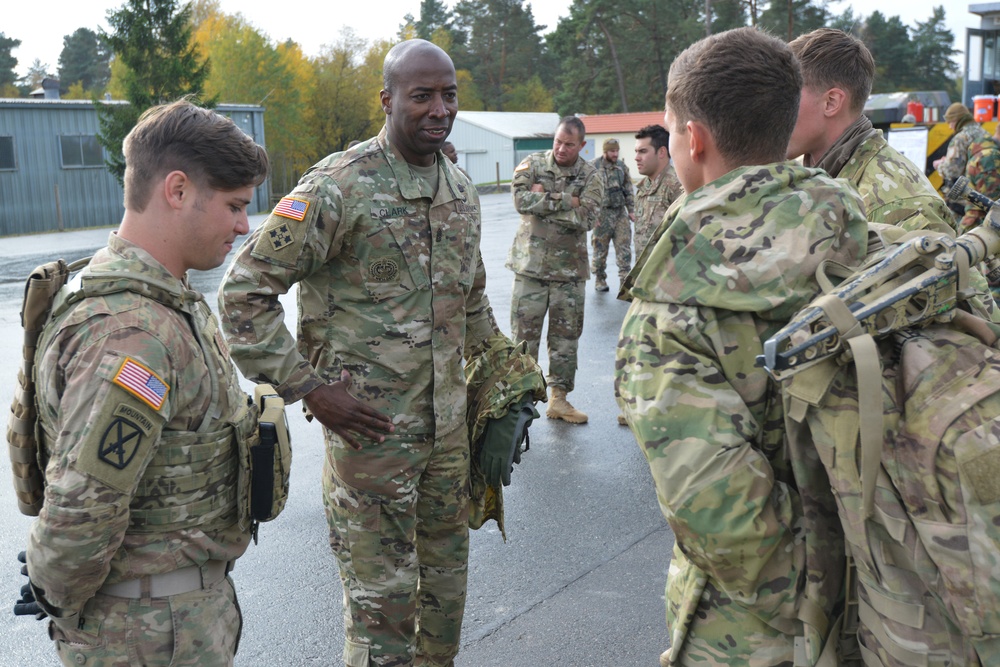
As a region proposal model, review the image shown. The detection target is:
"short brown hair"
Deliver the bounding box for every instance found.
[557,116,586,141]
[789,28,874,116]
[667,27,801,165]
[123,98,269,212]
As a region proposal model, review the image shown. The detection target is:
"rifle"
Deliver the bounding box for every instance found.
[758,177,1000,380]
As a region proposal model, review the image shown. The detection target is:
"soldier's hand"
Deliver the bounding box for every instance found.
[13,551,46,620]
[304,371,394,450]
[570,195,580,208]
[479,398,540,487]
[529,183,544,193]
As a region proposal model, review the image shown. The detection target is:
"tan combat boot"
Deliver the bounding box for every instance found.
[546,387,588,423]
[594,277,609,292]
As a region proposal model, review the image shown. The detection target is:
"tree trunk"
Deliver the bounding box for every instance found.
[597,18,628,113]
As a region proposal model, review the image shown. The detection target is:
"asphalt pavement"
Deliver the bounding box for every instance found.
[0,192,675,666]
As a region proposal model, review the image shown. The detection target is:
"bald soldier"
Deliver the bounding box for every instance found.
[219,39,504,667]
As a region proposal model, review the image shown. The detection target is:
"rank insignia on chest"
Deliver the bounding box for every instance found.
[98,418,143,469]
[268,223,295,251]
[369,256,399,282]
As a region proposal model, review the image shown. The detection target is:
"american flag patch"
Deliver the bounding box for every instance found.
[113,358,169,410]
[273,197,309,221]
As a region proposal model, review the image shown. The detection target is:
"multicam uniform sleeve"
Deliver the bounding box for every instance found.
[936,129,972,182]
[616,302,803,626]
[27,329,170,625]
[572,165,604,233]
[219,180,344,403]
[511,156,577,221]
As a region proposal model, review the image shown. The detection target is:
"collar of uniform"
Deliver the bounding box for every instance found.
[93,232,199,309]
[544,150,582,174]
[377,125,466,204]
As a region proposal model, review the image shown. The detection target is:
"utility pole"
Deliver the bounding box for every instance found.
[705,0,712,36]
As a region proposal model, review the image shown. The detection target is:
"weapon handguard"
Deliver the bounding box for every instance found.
[758,177,1000,379]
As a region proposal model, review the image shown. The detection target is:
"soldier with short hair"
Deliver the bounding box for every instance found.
[19,99,269,666]
[616,28,868,666]
[590,138,635,292]
[789,29,998,313]
[508,116,603,424]
[218,39,508,667]
[632,124,683,255]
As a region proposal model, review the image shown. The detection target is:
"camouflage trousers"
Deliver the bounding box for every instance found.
[50,577,241,667]
[591,208,632,283]
[664,548,797,667]
[510,274,585,392]
[323,425,470,667]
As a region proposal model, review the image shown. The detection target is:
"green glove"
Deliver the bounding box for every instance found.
[479,398,540,487]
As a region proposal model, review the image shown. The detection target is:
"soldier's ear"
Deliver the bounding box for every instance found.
[824,88,848,118]
[163,171,190,211]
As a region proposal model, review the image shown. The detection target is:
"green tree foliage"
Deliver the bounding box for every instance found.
[58,28,112,95]
[910,6,960,99]
[0,32,20,91]
[862,11,917,92]
[758,0,830,41]
[452,0,551,111]
[549,0,702,116]
[98,0,212,184]
[21,59,56,94]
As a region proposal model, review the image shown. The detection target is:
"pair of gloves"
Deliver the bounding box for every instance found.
[13,551,45,620]
[478,397,539,487]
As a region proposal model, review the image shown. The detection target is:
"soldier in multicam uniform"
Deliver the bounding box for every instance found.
[218,40,502,667]
[507,116,603,424]
[788,28,999,315]
[632,124,683,255]
[19,100,268,666]
[935,102,1000,230]
[590,138,635,292]
[615,28,868,667]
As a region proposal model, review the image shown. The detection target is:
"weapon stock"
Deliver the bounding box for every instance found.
[758,177,1000,379]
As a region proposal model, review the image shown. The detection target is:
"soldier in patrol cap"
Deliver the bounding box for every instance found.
[218,39,516,667]
[591,137,636,292]
[16,99,268,666]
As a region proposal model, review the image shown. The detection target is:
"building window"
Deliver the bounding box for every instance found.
[59,135,104,168]
[0,136,14,170]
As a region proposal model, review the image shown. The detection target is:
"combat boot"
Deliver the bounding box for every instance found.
[659,650,670,667]
[594,277,609,292]
[546,387,588,423]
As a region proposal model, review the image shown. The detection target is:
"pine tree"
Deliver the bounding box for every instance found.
[97,0,212,184]
[58,28,111,95]
[0,32,20,90]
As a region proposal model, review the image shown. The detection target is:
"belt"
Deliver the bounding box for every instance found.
[99,560,231,599]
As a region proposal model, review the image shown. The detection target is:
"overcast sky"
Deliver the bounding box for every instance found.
[3,0,978,80]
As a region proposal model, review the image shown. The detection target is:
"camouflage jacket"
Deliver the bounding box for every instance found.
[832,127,998,320]
[219,126,499,438]
[506,150,602,282]
[591,155,635,213]
[633,163,683,253]
[28,233,250,619]
[616,163,868,660]
[838,130,956,235]
[937,122,995,183]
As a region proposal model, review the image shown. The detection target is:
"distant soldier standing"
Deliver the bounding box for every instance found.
[508,116,603,424]
[934,102,1000,230]
[632,124,683,254]
[16,100,268,666]
[590,138,635,292]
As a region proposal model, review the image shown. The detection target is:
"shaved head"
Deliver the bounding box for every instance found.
[383,39,451,93]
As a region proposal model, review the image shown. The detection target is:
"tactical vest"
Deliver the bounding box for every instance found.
[17,262,256,535]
